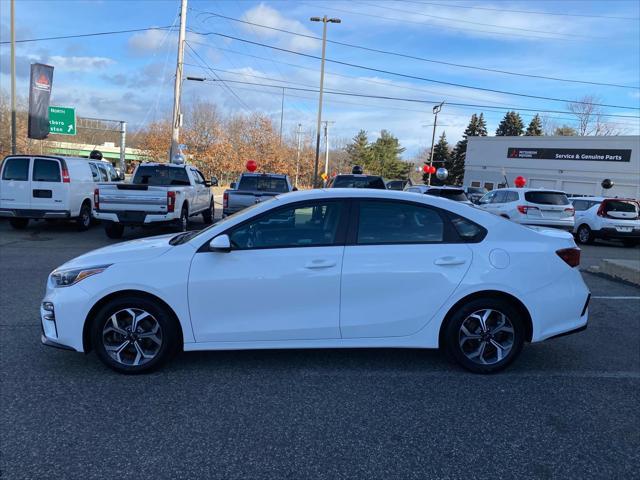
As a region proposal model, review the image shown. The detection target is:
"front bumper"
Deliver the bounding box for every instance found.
[0,208,71,219]
[41,334,76,351]
[40,283,92,353]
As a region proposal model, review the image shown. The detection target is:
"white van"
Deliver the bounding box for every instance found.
[0,155,120,230]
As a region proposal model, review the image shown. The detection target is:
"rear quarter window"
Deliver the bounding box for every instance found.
[2,157,30,181]
[524,191,569,205]
[448,214,487,243]
[33,159,61,182]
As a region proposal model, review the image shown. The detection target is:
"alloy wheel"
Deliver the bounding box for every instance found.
[102,308,163,366]
[578,226,590,243]
[458,309,515,365]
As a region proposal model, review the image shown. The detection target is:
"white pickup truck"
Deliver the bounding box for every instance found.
[93,162,217,238]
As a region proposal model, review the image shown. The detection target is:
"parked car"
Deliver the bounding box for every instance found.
[223,173,293,217]
[0,154,120,230]
[93,162,216,238]
[571,196,640,247]
[327,174,386,189]
[477,188,575,231]
[41,189,589,375]
[405,185,474,205]
[463,186,488,204]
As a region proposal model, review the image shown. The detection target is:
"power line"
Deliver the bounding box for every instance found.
[184,76,640,120]
[187,30,640,111]
[192,10,639,90]
[184,42,251,111]
[0,26,173,45]
[400,0,640,21]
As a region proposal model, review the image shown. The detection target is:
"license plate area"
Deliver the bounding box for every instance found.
[117,211,147,223]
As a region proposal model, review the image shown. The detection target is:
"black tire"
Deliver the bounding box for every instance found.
[202,198,214,224]
[576,224,593,244]
[176,205,189,232]
[442,297,525,374]
[76,202,92,231]
[105,222,124,239]
[91,295,179,374]
[9,218,29,230]
[622,239,638,248]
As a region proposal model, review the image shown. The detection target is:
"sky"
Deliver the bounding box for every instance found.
[1,0,639,157]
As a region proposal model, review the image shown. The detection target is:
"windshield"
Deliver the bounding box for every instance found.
[133,165,190,186]
[238,176,289,192]
[439,189,469,202]
[524,191,569,205]
[332,176,386,189]
[467,187,486,194]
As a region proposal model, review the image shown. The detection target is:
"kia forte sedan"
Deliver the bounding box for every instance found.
[41,189,590,374]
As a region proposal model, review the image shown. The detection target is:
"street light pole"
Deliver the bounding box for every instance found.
[279,87,285,145]
[169,0,188,163]
[10,0,17,154]
[427,101,445,186]
[310,15,341,187]
[295,123,302,188]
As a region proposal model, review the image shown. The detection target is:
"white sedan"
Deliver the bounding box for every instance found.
[41,189,590,374]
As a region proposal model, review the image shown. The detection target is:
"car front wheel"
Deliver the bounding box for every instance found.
[443,298,525,374]
[91,296,179,374]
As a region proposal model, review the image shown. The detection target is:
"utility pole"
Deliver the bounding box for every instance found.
[322,120,335,180]
[119,121,127,174]
[169,0,188,163]
[279,87,285,145]
[10,0,17,154]
[310,15,341,187]
[427,101,445,185]
[295,123,303,188]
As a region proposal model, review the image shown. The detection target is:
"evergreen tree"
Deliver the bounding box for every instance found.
[423,132,451,185]
[449,113,488,185]
[496,111,525,136]
[525,114,543,136]
[369,130,409,179]
[345,129,372,168]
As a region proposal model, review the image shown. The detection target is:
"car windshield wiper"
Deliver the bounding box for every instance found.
[169,231,196,245]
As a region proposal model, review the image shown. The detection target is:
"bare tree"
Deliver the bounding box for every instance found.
[567,95,622,136]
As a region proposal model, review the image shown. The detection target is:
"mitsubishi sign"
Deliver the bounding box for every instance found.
[508,147,631,162]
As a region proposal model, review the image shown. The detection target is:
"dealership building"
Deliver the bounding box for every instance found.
[464,135,640,198]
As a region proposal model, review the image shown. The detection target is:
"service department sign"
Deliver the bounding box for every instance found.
[508,147,631,162]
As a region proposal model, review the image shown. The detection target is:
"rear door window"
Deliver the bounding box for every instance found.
[2,157,30,181]
[524,191,569,205]
[238,176,288,192]
[33,158,61,182]
[133,165,190,186]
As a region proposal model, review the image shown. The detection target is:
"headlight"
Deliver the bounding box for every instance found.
[50,264,111,287]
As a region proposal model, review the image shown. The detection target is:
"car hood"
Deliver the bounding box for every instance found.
[59,233,176,270]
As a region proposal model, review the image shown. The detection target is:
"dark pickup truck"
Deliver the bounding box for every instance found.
[223,173,294,217]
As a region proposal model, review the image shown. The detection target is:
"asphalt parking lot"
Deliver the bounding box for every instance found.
[1,217,639,479]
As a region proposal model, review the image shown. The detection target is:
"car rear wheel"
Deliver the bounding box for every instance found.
[576,224,593,244]
[176,206,189,231]
[202,199,214,224]
[105,222,124,239]
[76,202,92,231]
[443,298,525,374]
[91,296,179,374]
[9,218,29,230]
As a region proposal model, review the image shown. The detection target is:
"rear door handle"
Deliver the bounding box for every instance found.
[434,256,467,266]
[304,260,337,269]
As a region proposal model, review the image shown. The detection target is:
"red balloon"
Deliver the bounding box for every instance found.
[422,165,430,173]
[430,166,436,174]
[246,160,257,172]
[514,175,526,188]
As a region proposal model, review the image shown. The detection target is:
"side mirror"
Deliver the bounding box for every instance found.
[210,176,219,187]
[292,186,298,192]
[209,234,231,252]
[204,181,212,188]
[230,182,237,189]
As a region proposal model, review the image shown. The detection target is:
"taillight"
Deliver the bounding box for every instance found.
[61,164,70,183]
[94,188,99,210]
[223,192,228,209]
[517,205,539,214]
[564,207,575,215]
[167,191,176,213]
[556,248,580,268]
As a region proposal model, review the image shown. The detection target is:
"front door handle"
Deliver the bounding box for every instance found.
[434,256,467,266]
[304,260,337,269]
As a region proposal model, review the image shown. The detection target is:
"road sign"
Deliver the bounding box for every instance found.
[48,106,76,135]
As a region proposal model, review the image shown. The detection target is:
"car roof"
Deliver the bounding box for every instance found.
[139,162,188,168]
[335,174,382,178]
[240,172,288,178]
[2,154,111,164]
[498,187,567,193]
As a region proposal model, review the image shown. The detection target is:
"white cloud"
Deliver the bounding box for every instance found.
[46,55,115,72]
[128,28,174,55]
[241,3,319,52]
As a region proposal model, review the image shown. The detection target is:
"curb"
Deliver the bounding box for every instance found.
[587,259,640,287]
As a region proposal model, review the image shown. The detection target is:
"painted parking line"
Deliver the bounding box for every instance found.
[591,296,640,300]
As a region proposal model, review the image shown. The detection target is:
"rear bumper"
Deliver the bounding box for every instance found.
[595,227,640,240]
[519,220,575,231]
[0,208,71,219]
[94,210,176,226]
